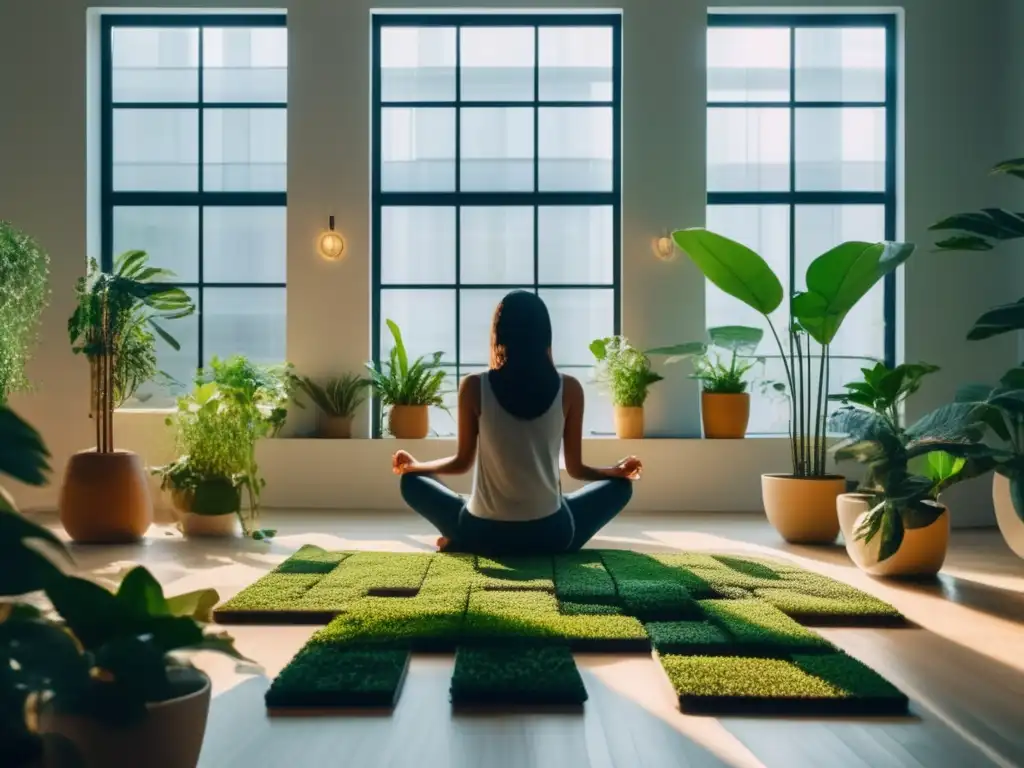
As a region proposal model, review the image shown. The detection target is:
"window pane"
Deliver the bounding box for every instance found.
[113,109,198,191]
[795,205,886,359]
[563,367,613,436]
[795,28,886,102]
[203,28,288,103]
[707,28,790,102]
[112,28,198,103]
[129,287,199,407]
[203,108,287,191]
[381,27,456,102]
[538,27,613,102]
[538,206,613,285]
[795,108,885,191]
[540,289,614,366]
[203,207,286,284]
[381,207,456,285]
[460,289,508,365]
[538,107,612,191]
[744,356,790,435]
[112,207,198,283]
[460,107,534,192]
[380,289,456,364]
[381,108,455,192]
[460,207,533,285]
[203,287,286,366]
[424,368,459,437]
[707,108,790,192]
[460,27,534,102]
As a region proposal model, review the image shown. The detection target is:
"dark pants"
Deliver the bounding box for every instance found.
[399,473,633,555]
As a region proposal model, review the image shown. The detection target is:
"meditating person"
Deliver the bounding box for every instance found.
[393,290,641,555]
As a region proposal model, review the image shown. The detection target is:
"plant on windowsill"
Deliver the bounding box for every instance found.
[649,325,767,439]
[827,361,994,576]
[62,251,194,544]
[0,405,251,768]
[290,373,370,439]
[0,221,50,405]
[589,336,664,439]
[154,355,291,540]
[366,319,447,439]
[672,228,915,544]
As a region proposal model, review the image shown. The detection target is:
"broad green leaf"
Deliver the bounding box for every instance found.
[1011,474,1024,524]
[927,451,966,484]
[1000,367,1024,391]
[166,589,220,623]
[900,500,944,530]
[117,567,170,618]
[386,319,409,379]
[192,478,241,515]
[589,338,609,361]
[0,495,69,596]
[708,325,763,353]
[148,320,181,352]
[672,228,783,315]
[877,505,905,562]
[968,299,1024,341]
[646,341,706,364]
[0,406,51,486]
[934,235,994,252]
[45,574,124,650]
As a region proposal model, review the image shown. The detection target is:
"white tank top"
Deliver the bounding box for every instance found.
[466,372,564,522]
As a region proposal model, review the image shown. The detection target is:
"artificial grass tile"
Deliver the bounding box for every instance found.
[711,555,788,580]
[476,556,555,591]
[214,573,324,621]
[755,588,905,627]
[265,645,409,710]
[601,551,721,599]
[645,621,734,655]
[419,553,481,596]
[616,579,698,622]
[290,586,365,613]
[560,601,622,616]
[684,566,790,592]
[660,654,908,716]
[713,585,753,600]
[274,546,353,574]
[650,553,727,571]
[308,593,468,652]
[317,551,434,593]
[450,646,587,709]
[553,552,618,604]
[699,599,835,654]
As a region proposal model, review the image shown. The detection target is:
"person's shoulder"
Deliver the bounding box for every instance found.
[459,372,483,397]
[561,373,584,400]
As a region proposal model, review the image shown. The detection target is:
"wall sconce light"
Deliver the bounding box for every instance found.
[318,215,346,261]
[653,231,676,262]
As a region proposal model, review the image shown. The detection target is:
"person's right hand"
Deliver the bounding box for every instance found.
[609,456,643,480]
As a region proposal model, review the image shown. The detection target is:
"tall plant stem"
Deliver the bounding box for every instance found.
[795,332,806,477]
[814,343,827,477]
[766,318,798,473]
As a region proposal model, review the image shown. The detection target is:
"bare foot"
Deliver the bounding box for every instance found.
[436,536,451,552]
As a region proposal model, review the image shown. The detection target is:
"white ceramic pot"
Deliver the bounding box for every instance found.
[170,489,239,538]
[993,473,1024,558]
[837,493,949,577]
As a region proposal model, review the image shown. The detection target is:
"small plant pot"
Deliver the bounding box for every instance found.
[388,405,429,439]
[59,450,153,544]
[613,406,644,439]
[993,473,1024,559]
[170,489,240,538]
[40,668,211,768]
[761,473,844,544]
[837,493,949,576]
[700,392,750,439]
[320,414,354,439]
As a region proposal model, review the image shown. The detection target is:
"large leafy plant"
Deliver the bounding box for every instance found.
[68,252,194,453]
[673,229,915,478]
[0,222,50,404]
[590,336,664,407]
[649,325,765,395]
[367,320,447,408]
[291,373,370,419]
[828,362,991,560]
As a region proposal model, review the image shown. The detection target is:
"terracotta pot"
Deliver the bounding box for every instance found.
[701,392,750,439]
[40,668,211,768]
[170,489,239,538]
[761,473,844,544]
[613,406,644,439]
[59,450,152,543]
[388,405,429,439]
[993,473,1024,559]
[837,493,949,576]
[320,414,354,439]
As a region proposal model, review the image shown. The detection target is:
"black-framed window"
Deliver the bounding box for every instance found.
[706,14,898,434]
[101,14,288,407]
[371,13,622,436]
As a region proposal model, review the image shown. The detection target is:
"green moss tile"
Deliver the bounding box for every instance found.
[450,646,587,708]
[553,552,618,604]
[755,588,904,626]
[265,645,409,710]
[214,573,324,622]
[645,621,734,655]
[476,556,555,591]
[316,551,434,594]
[274,546,353,574]
[616,579,699,622]
[699,599,835,653]
[560,601,622,616]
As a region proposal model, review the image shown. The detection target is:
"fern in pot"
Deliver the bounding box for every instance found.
[292,373,369,438]
[590,336,664,438]
[367,320,446,439]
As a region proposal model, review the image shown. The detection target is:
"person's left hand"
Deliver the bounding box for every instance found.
[392,450,416,475]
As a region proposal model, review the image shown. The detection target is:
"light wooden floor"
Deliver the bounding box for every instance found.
[42,510,1024,768]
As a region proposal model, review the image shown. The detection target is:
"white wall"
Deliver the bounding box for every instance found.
[1,0,1019,521]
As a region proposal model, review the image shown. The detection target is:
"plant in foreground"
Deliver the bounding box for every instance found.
[367,320,447,431]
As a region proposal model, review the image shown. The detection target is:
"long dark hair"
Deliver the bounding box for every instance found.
[488,291,561,419]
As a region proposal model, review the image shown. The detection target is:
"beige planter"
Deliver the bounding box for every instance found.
[59,450,152,544]
[701,392,750,439]
[40,669,211,768]
[320,414,354,439]
[762,473,844,544]
[388,405,429,439]
[837,493,949,577]
[993,473,1024,559]
[170,489,239,538]
[613,406,644,439]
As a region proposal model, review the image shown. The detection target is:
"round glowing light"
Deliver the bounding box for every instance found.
[318,215,346,260]
[654,235,676,261]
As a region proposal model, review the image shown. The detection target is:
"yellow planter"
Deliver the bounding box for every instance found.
[613,405,644,439]
[59,450,152,543]
[320,414,354,439]
[700,392,750,439]
[761,473,844,544]
[837,493,949,577]
[388,405,429,439]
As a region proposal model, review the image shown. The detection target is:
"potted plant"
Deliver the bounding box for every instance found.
[0,221,50,404]
[650,325,765,439]
[589,336,664,438]
[155,355,290,540]
[62,252,194,544]
[828,362,992,576]
[1,406,249,768]
[291,373,369,438]
[367,319,446,439]
[673,228,915,543]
